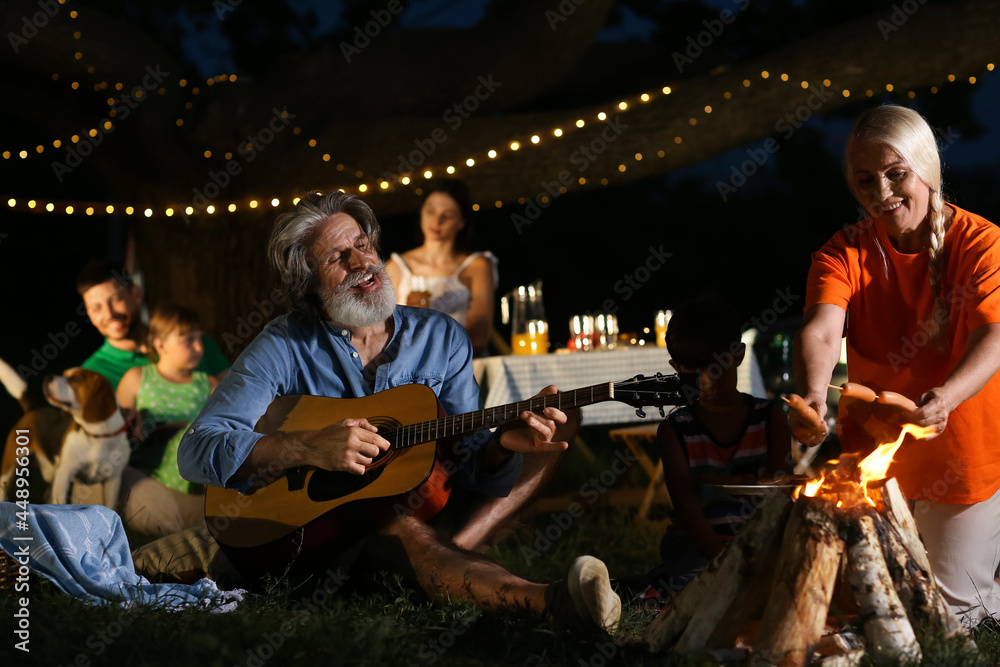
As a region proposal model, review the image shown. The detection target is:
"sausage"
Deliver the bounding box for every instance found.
[836,382,878,402]
[782,393,825,430]
[876,390,917,413]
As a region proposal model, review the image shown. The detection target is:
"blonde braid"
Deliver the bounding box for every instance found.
[926,189,949,343]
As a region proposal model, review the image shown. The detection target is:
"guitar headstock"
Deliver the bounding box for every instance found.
[612,373,698,417]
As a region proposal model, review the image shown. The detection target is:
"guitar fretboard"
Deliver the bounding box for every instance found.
[384,382,615,449]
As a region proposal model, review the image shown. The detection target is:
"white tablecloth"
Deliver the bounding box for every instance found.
[472,340,765,426]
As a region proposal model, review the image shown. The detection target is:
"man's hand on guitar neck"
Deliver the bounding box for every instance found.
[233,418,390,481]
[494,385,575,458]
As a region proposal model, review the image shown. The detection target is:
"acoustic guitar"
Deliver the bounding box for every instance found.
[205,373,688,580]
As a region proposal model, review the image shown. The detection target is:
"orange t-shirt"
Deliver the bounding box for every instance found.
[806,205,1000,504]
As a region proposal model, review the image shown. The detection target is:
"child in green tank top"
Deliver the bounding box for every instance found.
[117,303,218,493]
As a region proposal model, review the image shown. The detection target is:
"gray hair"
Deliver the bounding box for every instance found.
[267,191,383,319]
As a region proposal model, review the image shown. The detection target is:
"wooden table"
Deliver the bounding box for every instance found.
[608,422,671,521]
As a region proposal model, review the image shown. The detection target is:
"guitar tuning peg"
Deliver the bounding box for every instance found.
[659,406,666,418]
[635,407,646,419]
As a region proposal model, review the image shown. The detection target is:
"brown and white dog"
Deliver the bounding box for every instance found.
[1,360,131,509]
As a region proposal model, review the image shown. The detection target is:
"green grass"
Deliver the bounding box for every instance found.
[5,503,996,666]
[2,435,998,666]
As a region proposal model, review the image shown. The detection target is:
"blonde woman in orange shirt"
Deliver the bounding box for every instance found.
[791,105,1000,627]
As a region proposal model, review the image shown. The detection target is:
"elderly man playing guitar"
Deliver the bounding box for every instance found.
[176,191,621,634]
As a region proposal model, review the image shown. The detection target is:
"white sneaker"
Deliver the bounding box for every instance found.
[566,555,621,634]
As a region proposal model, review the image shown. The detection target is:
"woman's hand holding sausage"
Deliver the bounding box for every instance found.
[785,392,829,446]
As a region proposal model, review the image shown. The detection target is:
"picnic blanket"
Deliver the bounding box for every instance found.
[0,502,243,612]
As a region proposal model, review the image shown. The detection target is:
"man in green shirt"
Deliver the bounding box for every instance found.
[76,259,230,388]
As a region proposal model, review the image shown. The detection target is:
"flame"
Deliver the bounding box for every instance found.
[792,425,936,507]
[858,423,937,505]
[803,473,825,497]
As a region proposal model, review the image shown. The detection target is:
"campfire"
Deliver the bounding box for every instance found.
[644,423,976,665]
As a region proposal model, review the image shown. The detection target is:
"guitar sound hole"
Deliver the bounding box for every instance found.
[306,415,401,502]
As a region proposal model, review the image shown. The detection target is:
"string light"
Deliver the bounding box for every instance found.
[6,62,995,216]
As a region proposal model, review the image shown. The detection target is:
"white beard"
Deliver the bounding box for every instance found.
[320,262,397,328]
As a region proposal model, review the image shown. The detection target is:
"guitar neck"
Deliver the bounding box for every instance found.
[385,382,616,450]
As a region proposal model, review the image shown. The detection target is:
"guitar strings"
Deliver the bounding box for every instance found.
[384,382,680,450]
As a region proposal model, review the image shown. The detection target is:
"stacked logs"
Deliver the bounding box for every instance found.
[644,478,975,666]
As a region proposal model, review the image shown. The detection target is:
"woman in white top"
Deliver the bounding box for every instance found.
[386,180,498,356]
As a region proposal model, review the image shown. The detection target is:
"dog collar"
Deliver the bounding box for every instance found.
[80,420,130,439]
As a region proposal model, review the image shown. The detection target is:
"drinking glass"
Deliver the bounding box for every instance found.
[655,310,671,348]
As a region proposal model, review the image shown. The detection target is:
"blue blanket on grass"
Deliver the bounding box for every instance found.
[0,502,243,612]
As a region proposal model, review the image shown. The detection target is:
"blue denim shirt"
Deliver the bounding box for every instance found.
[178,306,521,495]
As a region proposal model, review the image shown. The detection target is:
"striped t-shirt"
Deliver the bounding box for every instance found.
[667,394,775,535]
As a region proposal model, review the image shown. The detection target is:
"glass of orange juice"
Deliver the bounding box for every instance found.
[512,319,549,355]
[655,310,671,348]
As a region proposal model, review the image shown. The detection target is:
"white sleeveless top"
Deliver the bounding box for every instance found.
[390,251,498,326]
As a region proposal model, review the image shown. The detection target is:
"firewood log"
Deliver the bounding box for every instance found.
[873,501,976,652]
[844,515,921,662]
[752,497,844,667]
[674,493,793,652]
[879,478,931,573]
[704,528,780,650]
[644,493,792,653]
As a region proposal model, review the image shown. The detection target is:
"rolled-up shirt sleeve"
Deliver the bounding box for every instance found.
[178,325,292,493]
